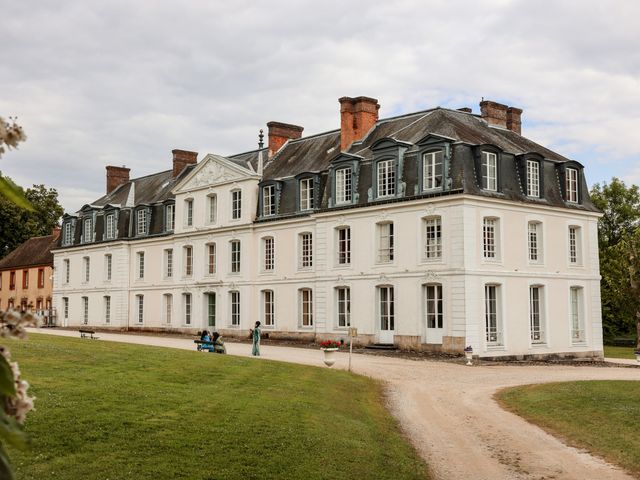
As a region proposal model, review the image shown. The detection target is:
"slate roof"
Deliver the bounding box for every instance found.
[0,234,59,269]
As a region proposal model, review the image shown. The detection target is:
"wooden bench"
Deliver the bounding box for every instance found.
[79,329,99,339]
[194,339,225,353]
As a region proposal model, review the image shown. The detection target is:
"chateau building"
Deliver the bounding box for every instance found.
[0,230,60,324]
[53,97,603,359]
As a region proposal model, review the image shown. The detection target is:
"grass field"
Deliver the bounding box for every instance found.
[5,334,429,480]
[497,380,640,477]
[604,345,637,359]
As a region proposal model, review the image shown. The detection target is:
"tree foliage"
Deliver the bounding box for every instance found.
[0,182,64,259]
[590,178,640,340]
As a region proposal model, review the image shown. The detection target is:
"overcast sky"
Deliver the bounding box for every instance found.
[2,0,639,212]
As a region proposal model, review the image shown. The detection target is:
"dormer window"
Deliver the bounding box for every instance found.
[566,167,578,203]
[136,209,148,236]
[299,178,314,211]
[105,213,116,239]
[481,152,498,191]
[263,185,276,216]
[83,217,93,243]
[63,221,75,246]
[422,151,443,190]
[335,167,352,205]
[377,159,396,198]
[526,160,540,197]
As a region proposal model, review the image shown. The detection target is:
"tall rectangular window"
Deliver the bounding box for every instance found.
[63,260,70,284]
[336,287,350,328]
[566,168,578,203]
[570,287,585,343]
[337,227,351,265]
[207,195,217,224]
[105,254,112,281]
[207,244,216,275]
[137,252,145,279]
[83,257,90,282]
[83,217,93,243]
[106,214,116,239]
[232,190,242,219]
[64,222,74,245]
[527,160,540,197]
[424,217,442,260]
[299,289,313,327]
[263,237,274,271]
[230,291,240,326]
[335,167,352,205]
[184,293,192,325]
[482,151,497,191]
[136,295,144,324]
[484,285,502,345]
[164,294,173,324]
[263,186,275,216]
[423,151,443,190]
[528,222,541,263]
[207,293,216,327]
[165,249,173,278]
[63,297,69,320]
[137,209,147,235]
[425,284,443,329]
[184,246,193,276]
[9,271,15,290]
[529,286,544,344]
[483,218,498,260]
[185,200,193,227]
[166,204,175,230]
[82,296,89,325]
[300,233,313,269]
[230,240,241,273]
[377,159,395,197]
[569,226,581,265]
[104,296,111,324]
[38,268,45,288]
[300,178,314,211]
[379,286,395,331]
[22,270,28,289]
[262,290,274,326]
[377,223,394,263]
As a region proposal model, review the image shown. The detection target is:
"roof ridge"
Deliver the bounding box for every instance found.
[228,147,268,158]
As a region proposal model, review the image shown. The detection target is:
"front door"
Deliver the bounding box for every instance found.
[378,286,395,344]
[425,284,444,344]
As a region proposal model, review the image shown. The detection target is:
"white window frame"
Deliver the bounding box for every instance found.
[300,178,314,211]
[376,222,394,264]
[83,217,93,243]
[104,296,111,324]
[377,159,396,198]
[206,243,216,275]
[529,285,545,345]
[164,294,173,325]
[230,240,241,273]
[183,293,192,325]
[137,209,147,236]
[299,288,313,327]
[165,249,173,278]
[105,214,116,239]
[166,204,175,231]
[566,168,578,203]
[185,199,194,227]
[299,233,313,269]
[336,286,350,328]
[424,216,442,261]
[63,222,74,245]
[207,194,217,224]
[63,297,69,320]
[337,227,351,265]
[378,286,395,332]
[483,217,499,261]
[136,294,144,324]
[570,286,585,344]
[423,150,443,191]
[184,246,193,277]
[64,259,70,284]
[568,226,582,266]
[83,256,90,283]
[262,186,275,217]
[262,237,274,272]
[424,284,443,330]
[82,296,89,325]
[526,160,540,197]
[528,221,543,264]
[231,190,242,220]
[137,251,145,280]
[230,291,240,326]
[207,292,216,327]
[262,290,274,327]
[335,167,352,205]
[484,284,503,346]
[482,151,498,191]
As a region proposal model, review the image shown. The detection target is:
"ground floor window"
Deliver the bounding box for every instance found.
[262,290,274,326]
[299,289,313,327]
[136,295,144,324]
[230,291,240,326]
[425,284,443,329]
[104,296,111,324]
[378,286,394,331]
[184,293,192,325]
[529,286,545,344]
[63,297,69,320]
[82,296,88,325]
[207,293,216,327]
[570,286,585,343]
[164,294,173,325]
[484,285,502,346]
[336,287,350,327]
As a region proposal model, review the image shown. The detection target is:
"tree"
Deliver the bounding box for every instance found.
[590,178,640,339]
[0,183,64,258]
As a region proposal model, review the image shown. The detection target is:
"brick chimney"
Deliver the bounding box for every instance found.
[506,107,523,135]
[105,165,130,193]
[172,149,198,177]
[339,96,380,151]
[267,122,304,158]
[480,100,508,129]
[51,226,61,238]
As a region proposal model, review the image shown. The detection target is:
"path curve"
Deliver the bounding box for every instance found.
[29,329,640,480]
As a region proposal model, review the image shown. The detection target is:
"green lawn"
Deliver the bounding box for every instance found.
[604,345,637,360]
[497,381,640,477]
[5,334,429,480]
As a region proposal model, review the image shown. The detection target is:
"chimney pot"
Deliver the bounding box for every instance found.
[506,107,523,135]
[105,165,131,193]
[339,96,380,151]
[480,100,508,128]
[172,149,198,177]
[267,122,304,158]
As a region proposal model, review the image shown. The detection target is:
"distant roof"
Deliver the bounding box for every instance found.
[0,234,59,269]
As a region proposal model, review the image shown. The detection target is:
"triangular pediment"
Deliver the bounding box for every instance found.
[173,154,260,194]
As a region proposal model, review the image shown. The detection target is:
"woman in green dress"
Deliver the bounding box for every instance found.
[251,321,261,356]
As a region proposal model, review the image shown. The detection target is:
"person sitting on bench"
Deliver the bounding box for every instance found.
[212,331,226,354]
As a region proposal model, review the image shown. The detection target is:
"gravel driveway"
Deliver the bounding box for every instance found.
[29,328,640,480]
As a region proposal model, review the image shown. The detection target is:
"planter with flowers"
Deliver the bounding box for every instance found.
[464,345,473,366]
[320,340,341,367]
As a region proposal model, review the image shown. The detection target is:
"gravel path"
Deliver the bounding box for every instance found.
[29,328,640,480]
